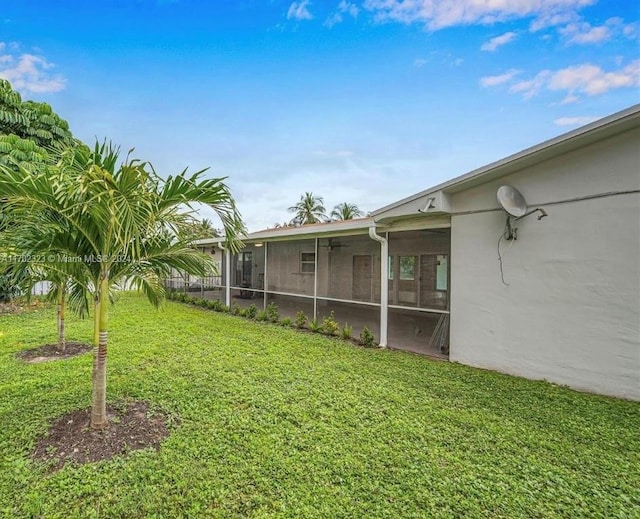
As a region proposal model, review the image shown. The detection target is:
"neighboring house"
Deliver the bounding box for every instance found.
[173,104,639,400]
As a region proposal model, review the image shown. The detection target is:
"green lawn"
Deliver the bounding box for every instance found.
[1,293,638,518]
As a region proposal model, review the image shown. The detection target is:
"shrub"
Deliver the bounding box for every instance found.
[309,318,322,333]
[294,311,308,329]
[321,311,339,336]
[265,302,280,323]
[174,292,186,303]
[205,299,218,310]
[280,317,292,327]
[184,295,196,305]
[359,326,376,348]
[341,323,353,340]
[231,303,242,316]
[219,304,230,313]
[256,310,268,322]
[245,304,258,319]
[195,298,207,307]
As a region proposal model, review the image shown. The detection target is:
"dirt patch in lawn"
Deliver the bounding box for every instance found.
[17,342,92,363]
[32,401,171,471]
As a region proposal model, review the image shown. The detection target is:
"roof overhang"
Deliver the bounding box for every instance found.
[372,103,640,224]
[194,217,379,246]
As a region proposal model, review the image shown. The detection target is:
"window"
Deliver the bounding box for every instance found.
[300,252,315,273]
[399,256,416,280]
[436,255,448,291]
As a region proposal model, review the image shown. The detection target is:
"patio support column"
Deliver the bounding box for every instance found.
[263,242,268,310]
[368,226,388,348]
[224,247,231,307]
[313,237,318,321]
[200,247,205,298]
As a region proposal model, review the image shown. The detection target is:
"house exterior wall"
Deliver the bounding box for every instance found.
[317,235,381,302]
[449,127,640,400]
[266,240,315,296]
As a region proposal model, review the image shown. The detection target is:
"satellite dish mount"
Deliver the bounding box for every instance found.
[497,186,547,240]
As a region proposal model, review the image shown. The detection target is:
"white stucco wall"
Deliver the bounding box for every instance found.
[449,127,640,400]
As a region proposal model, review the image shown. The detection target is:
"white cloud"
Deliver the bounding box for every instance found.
[549,61,640,95]
[413,58,427,68]
[554,115,600,126]
[559,93,579,104]
[325,1,359,28]
[480,69,521,87]
[287,1,313,21]
[559,19,614,44]
[497,61,640,100]
[481,31,517,51]
[363,0,595,30]
[324,13,343,28]
[529,10,580,32]
[0,49,66,94]
[623,22,639,39]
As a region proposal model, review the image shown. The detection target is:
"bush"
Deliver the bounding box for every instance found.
[309,318,322,333]
[231,303,242,316]
[280,317,292,327]
[195,298,207,307]
[174,292,186,303]
[321,311,339,336]
[184,295,196,305]
[219,304,230,313]
[265,302,280,323]
[294,311,308,329]
[256,310,268,322]
[359,326,376,348]
[341,323,353,340]
[205,299,219,310]
[245,304,258,319]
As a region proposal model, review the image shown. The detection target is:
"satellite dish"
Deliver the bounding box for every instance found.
[497,185,528,218]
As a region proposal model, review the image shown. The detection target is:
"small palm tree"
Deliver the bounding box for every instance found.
[288,192,327,225]
[0,141,245,429]
[330,202,363,221]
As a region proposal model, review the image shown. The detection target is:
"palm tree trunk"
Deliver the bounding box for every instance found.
[91,276,109,429]
[57,288,66,352]
[93,296,100,347]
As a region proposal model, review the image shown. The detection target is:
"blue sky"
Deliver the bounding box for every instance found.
[1,0,638,231]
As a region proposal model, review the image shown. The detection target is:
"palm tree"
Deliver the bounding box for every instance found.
[0,141,245,428]
[288,192,327,225]
[330,202,363,221]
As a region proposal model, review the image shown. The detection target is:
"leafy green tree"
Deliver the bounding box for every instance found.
[0,79,75,167]
[330,202,363,221]
[177,217,221,242]
[288,192,327,225]
[0,141,245,428]
[0,79,80,302]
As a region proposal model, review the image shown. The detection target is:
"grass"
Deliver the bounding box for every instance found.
[0,292,639,518]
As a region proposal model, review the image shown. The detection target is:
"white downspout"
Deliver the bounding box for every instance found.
[368,226,388,348]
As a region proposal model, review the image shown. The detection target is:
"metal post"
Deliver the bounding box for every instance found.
[224,248,231,307]
[313,237,318,321]
[263,242,268,310]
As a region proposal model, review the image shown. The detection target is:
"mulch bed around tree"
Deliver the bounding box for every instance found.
[32,401,171,471]
[16,342,92,363]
